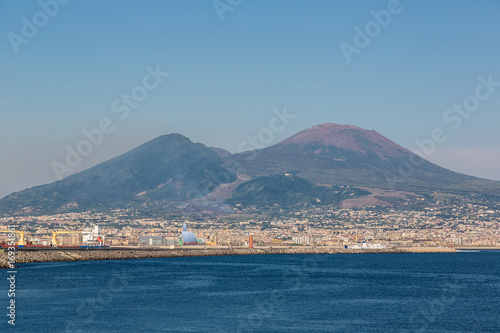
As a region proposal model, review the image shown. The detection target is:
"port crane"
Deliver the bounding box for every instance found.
[51,225,104,247]
[0,230,25,246]
[52,230,82,247]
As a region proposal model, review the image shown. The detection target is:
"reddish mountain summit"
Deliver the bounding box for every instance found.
[278,123,410,159]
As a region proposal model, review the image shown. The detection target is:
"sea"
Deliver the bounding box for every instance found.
[2,251,500,332]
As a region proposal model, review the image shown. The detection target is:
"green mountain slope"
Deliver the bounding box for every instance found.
[228,173,370,208]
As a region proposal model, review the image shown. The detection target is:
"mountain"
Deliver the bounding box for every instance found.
[279,124,405,158]
[0,134,236,215]
[228,123,500,194]
[228,173,371,208]
[1,123,500,216]
[210,147,231,157]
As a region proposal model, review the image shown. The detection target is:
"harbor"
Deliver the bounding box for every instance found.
[0,245,458,269]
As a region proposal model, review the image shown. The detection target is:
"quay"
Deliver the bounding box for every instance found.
[0,246,457,268]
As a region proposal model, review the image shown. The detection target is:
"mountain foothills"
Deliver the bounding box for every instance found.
[228,174,371,208]
[1,123,500,216]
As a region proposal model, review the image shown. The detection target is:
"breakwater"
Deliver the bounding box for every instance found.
[0,246,457,268]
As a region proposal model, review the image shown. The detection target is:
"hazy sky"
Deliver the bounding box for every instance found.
[1,0,499,199]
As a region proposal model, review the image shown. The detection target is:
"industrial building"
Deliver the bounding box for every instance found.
[138,236,179,246]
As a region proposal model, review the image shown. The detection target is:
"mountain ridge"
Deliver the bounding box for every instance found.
[1,123,499,215]
[0,133,237,214]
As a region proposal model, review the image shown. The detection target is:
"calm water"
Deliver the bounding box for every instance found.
[2,252,500,332]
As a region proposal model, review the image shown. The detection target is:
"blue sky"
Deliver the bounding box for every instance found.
[1,0,499,198]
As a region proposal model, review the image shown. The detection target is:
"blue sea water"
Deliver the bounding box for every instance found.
[2,252,500,332]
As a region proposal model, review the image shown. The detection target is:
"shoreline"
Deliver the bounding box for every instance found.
[0,246,457,269]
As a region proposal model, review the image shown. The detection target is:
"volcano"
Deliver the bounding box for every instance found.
[228,123,499,193]
[1,123,500,215]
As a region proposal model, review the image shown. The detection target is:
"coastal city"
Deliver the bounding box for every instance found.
[2,1,500,331]
[2,198,499,249]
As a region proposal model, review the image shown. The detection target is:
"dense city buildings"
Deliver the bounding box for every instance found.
[1,198,499,248]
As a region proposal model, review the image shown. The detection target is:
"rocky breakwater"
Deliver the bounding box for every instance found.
[0,246,455,268]
[0,257,10,269]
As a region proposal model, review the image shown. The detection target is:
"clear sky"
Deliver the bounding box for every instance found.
[1,0,499,199]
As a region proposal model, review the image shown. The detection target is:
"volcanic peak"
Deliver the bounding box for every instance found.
[278,123,408,158]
